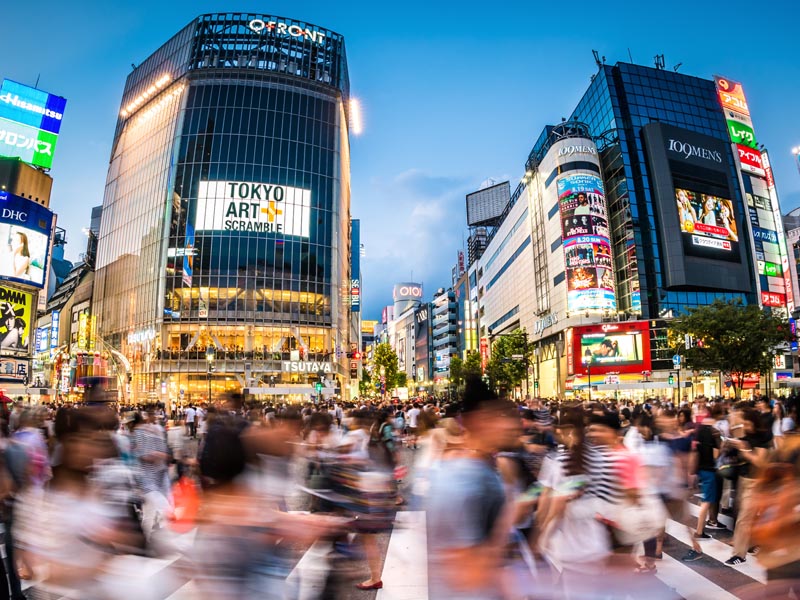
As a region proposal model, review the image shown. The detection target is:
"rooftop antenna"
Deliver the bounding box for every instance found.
[654,54,665,70]
[673,62,683,72]
[592,50,602,69]
[627,48,634,63]
[34,74,40,89]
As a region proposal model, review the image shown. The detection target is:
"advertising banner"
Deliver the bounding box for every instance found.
[0,286,32,354]
[34,325,48,353]
[0,80,66,170]
[557,174,615,312]
[761,291,785,307]
[182,221,194,287]
[351,219,360,312]
[196,180,311,237]
[0,191,53,289]
[675,188,738,255]
[727,120,757,149]
[737,144,765,176]
[714,76,750,117]
[0,80,66,135]
[571,321,651,375]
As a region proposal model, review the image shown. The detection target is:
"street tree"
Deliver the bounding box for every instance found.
[669,299,790,398]
[371,342,400,391]
[485,329,531,395]
[450,350,483,397]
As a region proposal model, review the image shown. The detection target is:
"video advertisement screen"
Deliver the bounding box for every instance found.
[580,330,645,367]
[675,187,740,262]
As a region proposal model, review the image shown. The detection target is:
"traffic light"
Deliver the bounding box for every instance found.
[315,382,323,393]
[668,374,675,385]
[353,352,361,360]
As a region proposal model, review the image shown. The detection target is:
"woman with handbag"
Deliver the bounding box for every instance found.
[537,407,612,599]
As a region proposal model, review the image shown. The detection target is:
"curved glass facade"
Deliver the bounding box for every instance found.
[94,14,352,403]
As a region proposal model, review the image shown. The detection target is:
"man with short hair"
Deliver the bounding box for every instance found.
[406,403,421,449]
[425,377,519,599]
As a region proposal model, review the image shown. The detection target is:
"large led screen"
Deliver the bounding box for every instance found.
[675,188,739,256]
[557,173,616,312]
[0,191,54,289]
[580,329,644,367]
[196,180,311,237]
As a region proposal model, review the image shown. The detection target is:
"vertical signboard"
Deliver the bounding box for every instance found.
[182,221,194,287]
[715,75,790,312]
[350,219,360,312]
[557,173,616,312]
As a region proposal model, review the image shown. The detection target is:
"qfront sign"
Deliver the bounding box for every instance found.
[248,19,327,44]
[196,180,311,237]
[281,361,333,373]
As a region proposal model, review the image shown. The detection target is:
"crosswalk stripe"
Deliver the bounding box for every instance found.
[665,518,766,583]
[376,511,428,600]
[655,552,741,600]
[685,501,735,531]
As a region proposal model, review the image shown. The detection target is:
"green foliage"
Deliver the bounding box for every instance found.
[396,371,408,389]
[669,299,790,398]
[449,355,465,389]
[485,329,531,392]
[371,342,400,391]
[463,350,483,378]
[359,370,373,397]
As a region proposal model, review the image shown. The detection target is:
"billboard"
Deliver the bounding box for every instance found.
[196,180,311,237]
[557,173,615,312]
[641,123,750,291]
[466,181,510,227]
[0,191,54,289]
[675,188,738,254]
[0,80,66,170]
[0,286,33,354]
[572,321,651,375]
[182,221,194,287]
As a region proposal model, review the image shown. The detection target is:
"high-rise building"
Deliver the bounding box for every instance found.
[93,13,354,403]
[431,288,457,386]
[473,61,783,399]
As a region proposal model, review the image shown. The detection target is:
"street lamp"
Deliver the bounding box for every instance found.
[206,346,216,403]
[583,351,594,402]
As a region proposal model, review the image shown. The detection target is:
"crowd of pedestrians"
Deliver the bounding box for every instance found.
[0,382,793,598]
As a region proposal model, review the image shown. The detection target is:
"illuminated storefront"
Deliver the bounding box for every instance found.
[94,13,353,403]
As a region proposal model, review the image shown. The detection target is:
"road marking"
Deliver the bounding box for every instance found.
[665,518,766,583]
[377,510,428,600]
[655,552,740,600]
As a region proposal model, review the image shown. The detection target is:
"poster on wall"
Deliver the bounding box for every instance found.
[0,191,54,289]
[557,174,616,312]
[182,221,194,287]
[0,286,32,354]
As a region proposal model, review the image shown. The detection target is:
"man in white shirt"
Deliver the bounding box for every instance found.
[185,405,196,438]
[407,404,421,449]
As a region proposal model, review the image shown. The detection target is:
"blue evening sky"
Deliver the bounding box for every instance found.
[1,0,798,319]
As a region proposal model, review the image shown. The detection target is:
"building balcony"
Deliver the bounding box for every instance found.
[432,334,458,348]
[433,321,457,336]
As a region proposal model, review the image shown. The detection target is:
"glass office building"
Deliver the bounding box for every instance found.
[94,13,353,403]
[570,62,758,320]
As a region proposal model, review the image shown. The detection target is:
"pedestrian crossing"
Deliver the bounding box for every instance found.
[21,509,772,599]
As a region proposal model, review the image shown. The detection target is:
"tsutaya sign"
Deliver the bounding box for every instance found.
[196,180,311,237]
[248,19,327,44]
[282,361,333,373]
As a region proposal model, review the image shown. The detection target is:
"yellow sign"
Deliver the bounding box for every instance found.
[0,285,32,353]
[361,320,378,335]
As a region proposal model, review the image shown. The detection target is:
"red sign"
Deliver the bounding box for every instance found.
[571,320,652,376]
[737,144,765,176]
[480,337,489,371]
[714,76,750,117]
[761,291,785,307]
